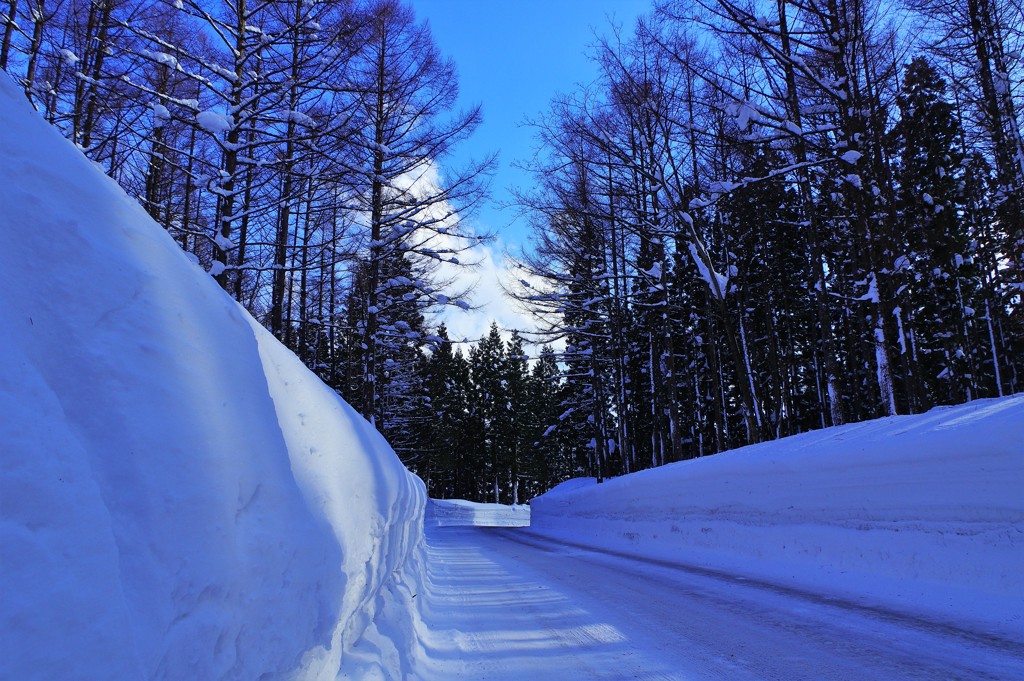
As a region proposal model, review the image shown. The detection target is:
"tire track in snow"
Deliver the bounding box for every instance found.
[415,525,1024,680]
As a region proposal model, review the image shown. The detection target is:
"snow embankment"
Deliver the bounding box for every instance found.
[0,71,424,680]
[427,499,531,527]
[531,396,1024,635]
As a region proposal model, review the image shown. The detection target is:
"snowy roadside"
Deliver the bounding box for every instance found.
[427,498,531,527]
[529,396,1024,639]
[0,71,426,680]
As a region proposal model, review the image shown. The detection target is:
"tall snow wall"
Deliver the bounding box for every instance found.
[531,396,1024,636]
[0,72,425,680]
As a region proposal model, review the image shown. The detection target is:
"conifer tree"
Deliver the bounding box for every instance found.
[890,57,977,405]
[469,323,509,502]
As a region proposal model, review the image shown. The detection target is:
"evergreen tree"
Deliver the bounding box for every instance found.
[469,324,509,502]
[890,57,977,405]
[525,346,566,495]
[417,325,471,497]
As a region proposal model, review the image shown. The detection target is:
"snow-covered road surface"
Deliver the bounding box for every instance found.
[416,525,1024,680]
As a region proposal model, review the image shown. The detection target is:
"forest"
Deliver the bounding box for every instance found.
[1,0,1021,504]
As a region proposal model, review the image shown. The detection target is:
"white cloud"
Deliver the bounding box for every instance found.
[394,160,548,351]
[432,238,540,346]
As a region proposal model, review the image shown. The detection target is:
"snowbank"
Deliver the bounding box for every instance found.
[427,499,531,527]
[531,397,1024,636]
[0,72,425,680]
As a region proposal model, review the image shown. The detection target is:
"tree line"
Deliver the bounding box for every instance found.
[0,0,494,434]
[507,0,1023,488]
[0,0,565,502]
[3,0,1022,503]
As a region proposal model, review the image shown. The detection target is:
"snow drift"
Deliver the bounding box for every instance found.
[0,72,425,680]
[531,396,1024,636]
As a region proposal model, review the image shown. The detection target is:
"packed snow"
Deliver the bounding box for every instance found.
[530,396,1024,638]
[0,71,425,680]
[409,397,1024,679]
[1,62,1022,679]
[412,397,1024,679]
[427,499,530,527]
[420,519,1024,680]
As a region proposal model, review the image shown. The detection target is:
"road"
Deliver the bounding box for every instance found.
[414,525,1024,680]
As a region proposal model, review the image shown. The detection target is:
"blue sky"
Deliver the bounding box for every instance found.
[410,0,651,343]
[412,0,651,246]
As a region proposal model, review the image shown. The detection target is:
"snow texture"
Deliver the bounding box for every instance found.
[427,499,530,527]
[688,242,729,298]
[196,109,233,134]
[840,150,862,164]
[285,109,316,127]
[150,103,171,128]
[531,396,1024,637]
[0,72,425,680]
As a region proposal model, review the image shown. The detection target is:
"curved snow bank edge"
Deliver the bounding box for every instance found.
[530,396,1024,637]
[249,315,430,679]
[0,68,428,680]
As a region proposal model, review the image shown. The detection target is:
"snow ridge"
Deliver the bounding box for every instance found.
[531,396,1024,637]
[0,71,425,680]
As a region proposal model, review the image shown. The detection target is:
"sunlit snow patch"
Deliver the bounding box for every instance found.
[0,71,426,681]
[530,395,1024,638]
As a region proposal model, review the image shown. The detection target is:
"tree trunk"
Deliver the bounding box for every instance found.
[1,0,19,70]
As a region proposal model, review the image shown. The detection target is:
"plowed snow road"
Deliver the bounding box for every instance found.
[415,525,1024,680]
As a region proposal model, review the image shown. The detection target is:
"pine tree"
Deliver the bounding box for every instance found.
[890,57,978,405]
[525,346,566,495]
[503,331,531,504]
[469,323,508,502]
